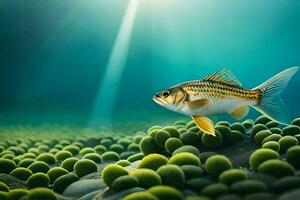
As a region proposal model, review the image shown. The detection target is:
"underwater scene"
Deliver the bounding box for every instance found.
[1,0,300,199]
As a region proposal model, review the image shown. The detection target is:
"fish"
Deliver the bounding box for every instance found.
[153,67,299,136]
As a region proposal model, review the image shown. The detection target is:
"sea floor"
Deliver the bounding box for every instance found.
[0,116,300,200]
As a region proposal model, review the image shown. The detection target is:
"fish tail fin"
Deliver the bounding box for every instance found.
[252,67,299,125]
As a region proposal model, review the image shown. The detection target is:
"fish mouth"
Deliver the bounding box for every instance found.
[152,96,164,106]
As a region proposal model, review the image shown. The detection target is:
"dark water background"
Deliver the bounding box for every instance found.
[0,0,299,128]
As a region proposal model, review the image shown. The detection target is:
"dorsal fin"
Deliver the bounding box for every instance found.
[203,69,242,88]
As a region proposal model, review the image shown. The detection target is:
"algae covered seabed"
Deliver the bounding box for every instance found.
[1,116,300,200]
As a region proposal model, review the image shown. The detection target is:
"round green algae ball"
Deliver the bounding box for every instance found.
[53,173,78,194]
[162,126,180,138]
[2,154,14,160]
[120,151,135,160]
[215,125,232,145]
[73,141,84,149]
[199,152,217,163]
[243,193,277,200]
[63,145,80,156]
[18,159,35,168]
[201,183,229,198]
[49,149,59,155]
[134,134,145,144]
[111,175,139,191]
[0,182,9,192]
[27,172,50,189]
[269,127,282,134]
[116,159,131,167]
[258,159,295,178]
[294,134,300,143]
[94,145,107,154]
[54,144,64,150]
[172,145,200,157]
[131,168,162,189]
[13,157,22,165]
[255,115,271,125]
[266,120,278,128]
[188,126,201,134]
[9,167,32,181]
[137,154,168,170]
[186,120,197,129]
[286,146,300,168]
[219,169,247,185]
[127,153,144,162]
[243,119,254,129]
[26,188,56,200]
[249,148,279,170]
[205,155,232,178]
[74,159,98,178]
[0,191,7,200]
[102,151,120,162]
[83,153,102,164]
[110,144,125,154]
[186,178,215,193]
[102,164,128,187]
[156,164,185,189]
[47,167,69,184]
[155,130,171,149]
[123,191,159,200]
[229,130,245,144]
[251,124,268,137]
[214,194,240,200]
[22,153,36,159]
[61,157,79,172]
[7,189,28,200]
[180,131,201,147]
[180,165,204,180]
[271,176,300,193]
[35,153,56,165]
[168,152,201,166]
[230,180,268,196]
[165,138,183,153]
[255,130,272,145]
[0,158,16,174]
[216,121,231,127]
[148,125,162,133]
[55,150,73,162]
[79,147,95,156]
[201,130,222,148]
[282,125,300,136]
[292,117,300,127]
[127,143,140,152]
[140,136,159,156]
[173,120,186,126]
[262,141,280,152]
[100,138,113,148]
[230,123,246,134]
[279,136,298,152]
[148,185,184,200]
[28,161,50,174]
[178,128,188,134]
[261,134,282,144]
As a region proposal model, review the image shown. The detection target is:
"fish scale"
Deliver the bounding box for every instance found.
[183,81,260,102]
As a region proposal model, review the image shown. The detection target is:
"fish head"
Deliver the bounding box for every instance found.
[153,86,186,111]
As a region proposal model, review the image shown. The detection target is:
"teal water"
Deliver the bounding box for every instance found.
[0,0,299,128]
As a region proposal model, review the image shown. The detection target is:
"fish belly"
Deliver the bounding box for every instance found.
[180,97,255,116]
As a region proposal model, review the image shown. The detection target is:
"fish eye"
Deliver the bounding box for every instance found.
[161,91,170,98]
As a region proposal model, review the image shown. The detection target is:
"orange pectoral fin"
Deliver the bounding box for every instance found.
[229,105,249,120]
[186,99,208,110]
[191,115,215,136]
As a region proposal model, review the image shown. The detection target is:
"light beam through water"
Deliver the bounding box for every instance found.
[89,0,139,127]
